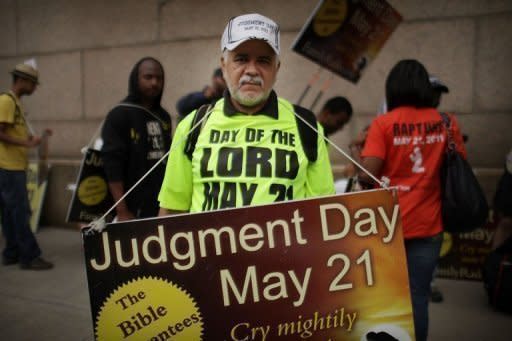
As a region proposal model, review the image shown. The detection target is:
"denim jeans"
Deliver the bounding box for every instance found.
[405,233,442,341]
[0,169,41,264]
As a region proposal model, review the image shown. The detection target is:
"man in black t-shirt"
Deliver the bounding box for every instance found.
[101,57,172,221]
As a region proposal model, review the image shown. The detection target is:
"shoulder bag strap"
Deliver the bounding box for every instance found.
[439,112,456,152]
[292,104,318,163]
[184,104,213,160]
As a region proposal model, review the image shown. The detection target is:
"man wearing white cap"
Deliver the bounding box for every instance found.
[0,61,53,270]
[159,13,334,214]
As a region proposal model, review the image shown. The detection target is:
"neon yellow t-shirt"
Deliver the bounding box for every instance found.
[159,94,335,212]
[0,92,29,170]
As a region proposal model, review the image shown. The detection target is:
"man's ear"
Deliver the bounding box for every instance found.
[220,55,226,73]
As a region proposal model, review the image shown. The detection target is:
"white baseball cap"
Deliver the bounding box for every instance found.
[221,13,280,55]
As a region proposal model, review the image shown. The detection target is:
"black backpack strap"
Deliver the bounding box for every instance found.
[184,104,212,160]
[439,111,450,125]
[439,112,456,152]
[293,104,318,163]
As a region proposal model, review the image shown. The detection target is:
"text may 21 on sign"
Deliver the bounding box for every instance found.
[82,188,415,341]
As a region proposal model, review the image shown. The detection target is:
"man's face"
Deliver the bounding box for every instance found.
[138,59,164,101]
[320,110,351,136]
[221,40,279,108]
[19,77,37,96]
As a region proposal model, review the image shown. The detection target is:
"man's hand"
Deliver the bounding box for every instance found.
[43,128,53,137]
[108,182,135,221]
[116,200,137,221]
[116,206,136,222]
[26,135,42,147]
[350,126,369,150]
[159,207,186,216]
[0,123,43,148]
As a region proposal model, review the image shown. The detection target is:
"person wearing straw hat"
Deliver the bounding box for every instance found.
[0,60,53,270]
[159,13,334,214]
[101,57,172,222]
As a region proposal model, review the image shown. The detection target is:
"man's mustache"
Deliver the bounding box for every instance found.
[239,75,263,87]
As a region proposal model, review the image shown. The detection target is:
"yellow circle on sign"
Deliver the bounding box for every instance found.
[96,277,203,341]
[78,175,107,206]
[313,0,348,37]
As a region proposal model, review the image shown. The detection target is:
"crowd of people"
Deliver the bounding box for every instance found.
[1,12,508,341]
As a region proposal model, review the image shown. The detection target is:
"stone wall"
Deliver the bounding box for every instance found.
[1,0,511,226]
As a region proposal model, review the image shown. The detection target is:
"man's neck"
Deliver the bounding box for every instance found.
[139,99,155,111]
[10,86,22,99]
[230,98,266,115]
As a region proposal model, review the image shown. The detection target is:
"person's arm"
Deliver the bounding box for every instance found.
[107,181,135,221]
[158,115,194,212]
[358,157,384,188]
[0,95,43,148]
[305,124,335,197]
[348,125,369,167]
[0,123,41,147]
[101,109,135,221]
[356,121,385,188]
[158,207,187,216]
[447,113,467,158]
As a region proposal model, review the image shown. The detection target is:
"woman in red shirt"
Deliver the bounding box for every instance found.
[358,59,466,341]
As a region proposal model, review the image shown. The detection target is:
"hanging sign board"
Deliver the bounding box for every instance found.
[67,148,113,223]
[292,0,402,83]
[82,189,415,340]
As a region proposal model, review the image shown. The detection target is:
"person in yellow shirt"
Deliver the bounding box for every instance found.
[0,62,53,270]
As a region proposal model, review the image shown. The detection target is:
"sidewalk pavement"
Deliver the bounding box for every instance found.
[1,227,510,340]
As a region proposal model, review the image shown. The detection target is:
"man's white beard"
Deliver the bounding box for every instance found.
[228,75,271,107]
